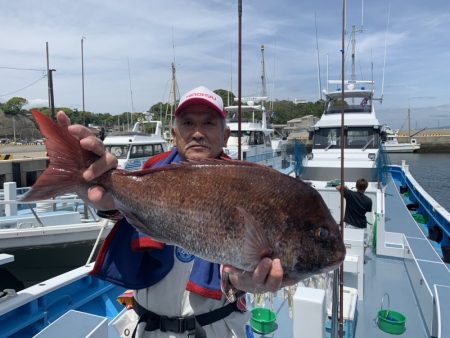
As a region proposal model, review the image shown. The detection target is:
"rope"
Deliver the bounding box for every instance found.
[85,218,109,265]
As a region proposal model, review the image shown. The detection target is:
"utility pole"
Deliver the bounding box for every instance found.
[46,42,56,119]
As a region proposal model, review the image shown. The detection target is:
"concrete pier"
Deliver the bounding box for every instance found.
[398,128,450,152]
[0,145,48,187]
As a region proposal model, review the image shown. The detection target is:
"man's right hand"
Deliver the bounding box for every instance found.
[56,111,117,211]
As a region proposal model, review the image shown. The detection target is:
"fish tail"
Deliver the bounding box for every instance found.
[21,110,99,202]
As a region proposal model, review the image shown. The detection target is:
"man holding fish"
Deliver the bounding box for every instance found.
[26,86,345,337]
[57,86,284,337]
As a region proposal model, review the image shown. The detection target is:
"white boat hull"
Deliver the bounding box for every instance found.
[382,143,420,153]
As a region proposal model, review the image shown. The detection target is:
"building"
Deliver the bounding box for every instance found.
[285,115,319,141]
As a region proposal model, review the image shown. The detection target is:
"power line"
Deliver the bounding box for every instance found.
[0,66,46,72]
[0,74,47,98]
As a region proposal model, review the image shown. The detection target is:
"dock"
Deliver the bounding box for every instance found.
[0,145,48,187]
[397,128,450,152]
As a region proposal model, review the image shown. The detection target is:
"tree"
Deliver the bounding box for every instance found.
[3,97,28,115]
[213,89,235,107]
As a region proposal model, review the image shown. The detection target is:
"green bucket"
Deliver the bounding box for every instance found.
[413,213,428,224]
[377,294,406,335]
[250,307,277,334]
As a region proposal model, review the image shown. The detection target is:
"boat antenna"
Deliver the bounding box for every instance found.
[314,12,323,100]
[237,0,242,160]
[380,3,391,103]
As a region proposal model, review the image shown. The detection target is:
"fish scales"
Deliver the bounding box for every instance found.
[23,110,346,284]
[100,162,342,276]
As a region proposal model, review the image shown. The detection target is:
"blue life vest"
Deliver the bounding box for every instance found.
[91,148,223,299]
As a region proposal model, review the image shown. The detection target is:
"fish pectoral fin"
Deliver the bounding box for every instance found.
[235,207,273,269]
[122,211,158,238]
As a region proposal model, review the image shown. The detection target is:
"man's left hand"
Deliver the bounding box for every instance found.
[222,258,283,294]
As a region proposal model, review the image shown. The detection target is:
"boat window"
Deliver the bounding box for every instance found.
[154,144,164,155]
[105,145,129,159]
[248,132,256,145]
[228,131,250,146]
[346,127,379,149]
[313,127,379,149]
[264,134,271,147]
[313,128,341,149]
[256,132,265,145]
[326,97,372,114]
[126,144,165,159]
[130,145,154,159]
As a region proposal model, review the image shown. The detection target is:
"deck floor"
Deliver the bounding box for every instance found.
[251,178,434,338]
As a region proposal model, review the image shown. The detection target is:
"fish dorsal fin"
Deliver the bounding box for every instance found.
[235,206,273,271]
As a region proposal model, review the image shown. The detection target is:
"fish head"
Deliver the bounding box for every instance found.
[281,186,346,284]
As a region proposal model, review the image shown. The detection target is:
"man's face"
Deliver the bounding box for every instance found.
[172,104,230,160]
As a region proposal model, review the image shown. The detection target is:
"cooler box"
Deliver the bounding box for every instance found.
[325,287,358,338]
[33,310,108,338]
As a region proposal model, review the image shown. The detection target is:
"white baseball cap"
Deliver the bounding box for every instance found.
[175,86,226,118]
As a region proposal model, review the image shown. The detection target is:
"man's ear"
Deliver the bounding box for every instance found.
[223,127,231,147]
[171,127,177,143]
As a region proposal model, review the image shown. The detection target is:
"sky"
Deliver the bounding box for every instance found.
[1,0,450,129]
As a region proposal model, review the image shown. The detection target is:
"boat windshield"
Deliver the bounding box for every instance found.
[313,127,379,149]
[105,145,129,159]
[229,131,271,146]
[129,144,165,159]
[326,97,371,114]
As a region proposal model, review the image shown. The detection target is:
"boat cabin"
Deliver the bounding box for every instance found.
[103,121,168,171]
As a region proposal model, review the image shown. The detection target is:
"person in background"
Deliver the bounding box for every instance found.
[57,86,284,338]
[336,178,373,246]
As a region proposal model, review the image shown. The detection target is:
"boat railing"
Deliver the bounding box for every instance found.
[0,183,99,228]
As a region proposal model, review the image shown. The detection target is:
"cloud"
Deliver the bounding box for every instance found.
[0,0,449,124]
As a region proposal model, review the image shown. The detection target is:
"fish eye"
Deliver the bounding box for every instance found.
[316,227,329,240]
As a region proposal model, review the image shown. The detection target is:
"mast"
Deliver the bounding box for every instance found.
[81,37,86,125]
[351,25,356,82]
[260,45,267,98]
[170,62,177,127]
[408,106,411,139]
[127,58,134,130]
[260,44,267,129]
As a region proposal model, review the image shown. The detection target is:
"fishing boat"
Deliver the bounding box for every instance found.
[382,125,421,153]
[224,45,289,168]
[103,118,169,171]
[1,4,449,338]
[263,23,449,338]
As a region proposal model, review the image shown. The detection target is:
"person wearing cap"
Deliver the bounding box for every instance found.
[56,86,284,338]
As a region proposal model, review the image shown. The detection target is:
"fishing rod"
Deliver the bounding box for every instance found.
[237,0,242,161]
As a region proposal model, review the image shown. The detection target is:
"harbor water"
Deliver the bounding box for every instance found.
[388,153,450,211]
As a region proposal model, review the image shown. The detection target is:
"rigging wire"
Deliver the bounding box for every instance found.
[0,74,47,98]
[0,66,46,72]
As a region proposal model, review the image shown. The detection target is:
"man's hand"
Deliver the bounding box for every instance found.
[222,258,284,295]
[56,111,117,210]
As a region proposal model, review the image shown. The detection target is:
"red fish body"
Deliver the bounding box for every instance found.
[23,110,346,284]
